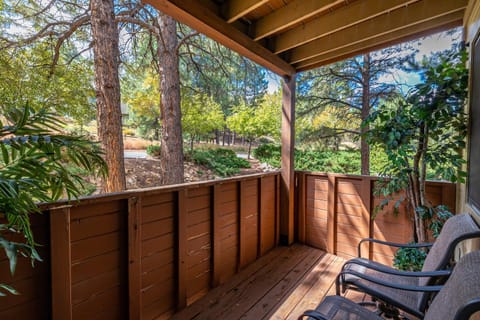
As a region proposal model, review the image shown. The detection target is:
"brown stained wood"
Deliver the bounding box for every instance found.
[142,234,174,258]
[280,75,296,245]
[72,268,122,306]
[144,0,295,77]
[142,202,174,224]
[172,245,346,320]
[141,192,174,207]
[128,197,142,320]
[272,254,343,320]
[186,193,211,212]
[50,206,72,320]
[69,200,124,219]
[172,246,288,319]
[143,277,175,308]
[298,173,306,243]
[276,174,281,245]
[71,250,122,284]
[212,184,222,287]
[239,180,248,268]
[0,273,51,311]
[327,174,336,254]
[187,207,210,227]
[70,211,123,242]
[177,189,188,309]
[240,248,326,319]
[143,292,175,320]
[186,221,210,241]
[71,232,119,263]
[142,217,174,241]
[72,285,125,320]
[187,186,211,198]
[0,298,52,320]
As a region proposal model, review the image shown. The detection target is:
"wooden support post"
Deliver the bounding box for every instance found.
[128,197,142,320]
[50,206,72,320]
[177,189,187,309]
[212,184,221,287]
[280,74,296,245]
[327,174,336,254]
[275,174,281,245]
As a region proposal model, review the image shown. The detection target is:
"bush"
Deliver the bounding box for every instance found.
[393,245,428,271]
[254,143,362,173]
[146,145,161,157]
[190,148,250,177]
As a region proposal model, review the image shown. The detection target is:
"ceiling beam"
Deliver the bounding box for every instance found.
[288,0,468,64]
[273,0,421,54]
[253,0,343,41]
[225,0,270,23]
[294,12,463,71]
[145,0,295,77]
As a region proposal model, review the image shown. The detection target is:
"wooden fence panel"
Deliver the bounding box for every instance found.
[213,182,239,286]
[69,200,128,320]
[140,192,176,319]
[259,176,277,255]
[298,172,457,266]
[305,175,329,250]
[0,172,281,319]
[185,186,212,305]
[240,179,259,268]
[335,178,370,260]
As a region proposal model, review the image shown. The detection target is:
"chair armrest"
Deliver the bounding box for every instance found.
[357,238,433,258]
[298,310,328,320]
[337,269,444,293]
[341,258,452,277]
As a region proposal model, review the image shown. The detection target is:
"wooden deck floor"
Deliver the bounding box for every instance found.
[173,244,364,320]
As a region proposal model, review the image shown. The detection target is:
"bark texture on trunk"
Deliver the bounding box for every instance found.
[360,54,371,175]
[91,0,126,192]
[158,13,184,185]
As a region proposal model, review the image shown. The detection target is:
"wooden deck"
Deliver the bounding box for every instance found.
[173,244,357,320]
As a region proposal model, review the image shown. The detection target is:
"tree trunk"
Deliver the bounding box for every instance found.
[360,54,371,175]
[91,0,126,193]
[157,13,184,185]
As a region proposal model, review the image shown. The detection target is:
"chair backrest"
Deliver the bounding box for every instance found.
[418,213,480,311]
[425,250,480,320]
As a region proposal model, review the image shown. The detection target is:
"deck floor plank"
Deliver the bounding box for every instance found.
[173,245,350,320]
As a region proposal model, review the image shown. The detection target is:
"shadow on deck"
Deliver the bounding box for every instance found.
[173,244,365,320]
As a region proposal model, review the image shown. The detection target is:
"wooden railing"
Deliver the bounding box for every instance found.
[0,172,281,320]
[295,171,457,265]
[0,171,458,319]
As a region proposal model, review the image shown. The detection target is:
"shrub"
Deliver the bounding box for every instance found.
[146,145,161,157]
[190,148,250,177]
[393,245,428,271]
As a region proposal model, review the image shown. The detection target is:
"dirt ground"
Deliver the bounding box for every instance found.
[124,157,269,189]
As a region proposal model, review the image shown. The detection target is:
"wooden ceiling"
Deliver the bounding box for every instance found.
[145,0,468,78]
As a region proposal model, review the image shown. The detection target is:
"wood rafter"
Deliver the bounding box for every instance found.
[294,12,463,71]
[273,0,421,54]
[146,0,468,75]
[253,0,343,41]
[144,0,295,77]
[225,0,270,23]
[288,0,468,64]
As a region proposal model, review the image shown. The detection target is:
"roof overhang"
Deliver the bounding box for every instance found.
[145,0,468,77]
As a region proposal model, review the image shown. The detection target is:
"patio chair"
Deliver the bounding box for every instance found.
[336,213,480,318]
[299,249,480,320]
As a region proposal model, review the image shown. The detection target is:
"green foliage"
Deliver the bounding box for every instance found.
[0,106,107,295]
[254,143,363,173]
[364,47,468,242]
[253,144,282,168]
[393,245,428,271]
[189,148,250,177]
[146,145,161,157]
[182,93,224,150]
